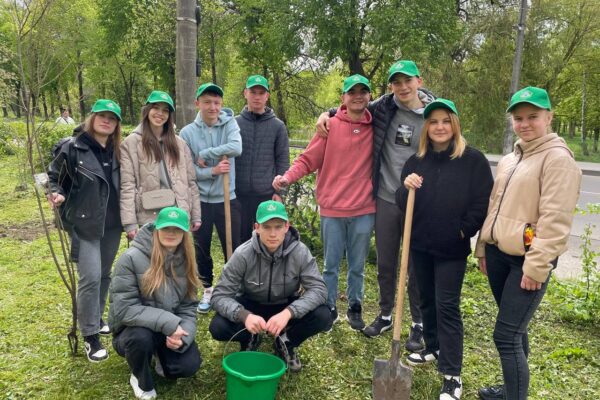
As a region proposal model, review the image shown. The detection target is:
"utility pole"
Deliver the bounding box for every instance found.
[502,0,529,155]
[176,0,199,129]
[581,70,589,156]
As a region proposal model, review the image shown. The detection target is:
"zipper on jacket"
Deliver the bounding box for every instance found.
[489,148,524,242]
[267,258,275,303]
[79,164,110,236]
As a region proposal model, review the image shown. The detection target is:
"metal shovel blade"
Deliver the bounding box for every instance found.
[372,357,413,400]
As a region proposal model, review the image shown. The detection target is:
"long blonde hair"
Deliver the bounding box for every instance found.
[416,111,466,160]
[141,229,200,299]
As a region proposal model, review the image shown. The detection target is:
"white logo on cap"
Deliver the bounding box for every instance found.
[107,102,114,108]
[161,94,168,99]
[353,76,360,81]
[267,204,277,211]
[255,77,261,82]
[520,90,532,99]
[398,62,404,69]
[168,211,178,218]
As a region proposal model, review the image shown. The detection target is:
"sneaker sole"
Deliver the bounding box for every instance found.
[345,315,365,331]
[406,357,437,367]
[362,322,392,338]
[86,351,109,363]
[196,307,211,314]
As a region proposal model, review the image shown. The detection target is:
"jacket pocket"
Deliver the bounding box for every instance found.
[494,214,528,255]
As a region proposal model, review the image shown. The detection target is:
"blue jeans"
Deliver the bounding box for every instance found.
[486,244,552,400]
[320,214,374,309]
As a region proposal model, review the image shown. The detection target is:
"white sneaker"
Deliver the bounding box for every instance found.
[130,374,157,400]
[439,375,462,400]
[197,287,213,314]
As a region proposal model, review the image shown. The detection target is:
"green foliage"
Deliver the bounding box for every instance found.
[553,203,600,324]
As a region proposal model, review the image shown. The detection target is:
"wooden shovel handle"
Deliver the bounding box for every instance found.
[222,155,232,260]
[392,188,415,342]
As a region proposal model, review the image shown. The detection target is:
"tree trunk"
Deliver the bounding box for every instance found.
[64,89,72,115]
[176,0,199,129]
[41,92,49,119]
[272,71,287,126]
[502,0,529,155]
[2,105,8,118]
[569,120,575,138]
[581,71,588,156]
[77,49,86,121]
[593,127,599,153]
[210,30,217,83]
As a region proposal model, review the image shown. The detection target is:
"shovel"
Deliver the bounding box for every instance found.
[222,155,232,260]
[372,188,415,400]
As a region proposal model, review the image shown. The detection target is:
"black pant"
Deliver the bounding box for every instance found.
[209,297,331,349]
[237,193,273,243]
[375,198,421,320]
[113,327,202,392]
[411,249,466,376]
[486,244,553,400]
[193,200,241,287]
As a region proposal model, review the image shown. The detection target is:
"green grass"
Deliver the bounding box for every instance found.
[0,154,599,399]
[560,134,600,163]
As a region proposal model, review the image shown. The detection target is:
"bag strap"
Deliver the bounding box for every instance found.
[159,144,173,189]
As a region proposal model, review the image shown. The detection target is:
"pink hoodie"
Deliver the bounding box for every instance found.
[284,106,375,217]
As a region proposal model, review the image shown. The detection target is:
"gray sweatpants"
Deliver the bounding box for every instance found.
[76,228,121,337]
[375,198,421,321]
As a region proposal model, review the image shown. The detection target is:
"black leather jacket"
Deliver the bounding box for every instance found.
[47,134,120,240]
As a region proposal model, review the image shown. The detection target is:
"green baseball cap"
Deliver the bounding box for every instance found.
[155,206,190,232]
[146,90,174,112]
[256,200,288,224]
[246,75,269,91]
[91,99,122,121]
[342,74,371,93]
[506,86,552,113]
[423,98,459,119]
[387,60,420,82]
[196,83,224,99]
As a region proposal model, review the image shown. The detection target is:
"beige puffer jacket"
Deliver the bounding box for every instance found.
[120,127,201,230]
[476,133,581,282]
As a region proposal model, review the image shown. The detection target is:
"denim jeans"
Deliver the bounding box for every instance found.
[76,228,121,336]
[486,244,552,400]
[411,250,466,376]
[113,326,202,391]
[320,214,374,309]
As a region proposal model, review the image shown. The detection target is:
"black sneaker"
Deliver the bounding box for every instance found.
[346,304,365,331]
[240,334,262,351]
[440,375,462,400]
[84,334,108,362]
[99,319,111,335]
[324,307,339,333]
[363,314,392,338]
[274,339,302,372]
[404,323,425,352]
[406,349,439,366]
[478,385,504,399]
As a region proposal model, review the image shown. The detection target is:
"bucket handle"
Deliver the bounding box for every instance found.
[223,327,290,369]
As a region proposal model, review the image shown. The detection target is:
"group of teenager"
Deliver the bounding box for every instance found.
[46,59,582,400]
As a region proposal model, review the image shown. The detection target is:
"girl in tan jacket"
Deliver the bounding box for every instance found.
[120,91,201,240]
[476,87,581,400]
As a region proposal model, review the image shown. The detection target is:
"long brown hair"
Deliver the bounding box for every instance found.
[142,229,200,299]
[140,103,180,166]
[416,111,466,160]
[83,113,122,161]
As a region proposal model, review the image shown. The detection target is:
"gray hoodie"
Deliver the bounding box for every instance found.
[211,226,327,322]
[180,108,242,203]
[108,224,198,353]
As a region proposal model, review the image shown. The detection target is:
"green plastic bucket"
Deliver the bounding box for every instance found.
[222,351,287,400]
